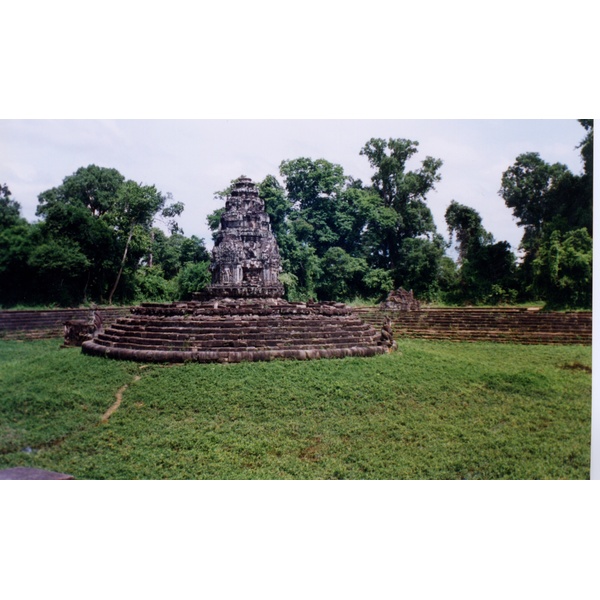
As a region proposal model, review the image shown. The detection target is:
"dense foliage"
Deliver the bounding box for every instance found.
[498,119,593,307]
[207,124,592,308]
[210,138,447,302]
[0,166,209,307]
[0,121,593,308]
[445,200,518,304]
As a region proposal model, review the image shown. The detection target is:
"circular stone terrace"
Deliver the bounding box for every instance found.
[81,298,387,363]
[82,176,388,363]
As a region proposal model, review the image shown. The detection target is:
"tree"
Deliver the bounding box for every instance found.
[36,165,126,303]
[578,119,593,187]
[259,174,292,239]
[445,200,493,262]
[176,261,211,299]
[445,200,518,304]
[280,158,346,212]
[0,186,37,306]
[28,239,91,305]
[0,183,23,229]
[148,230,210,279]
[134,265,177,302]
[315,247,368,301]
[35,165,182,305]
[135,229,210,302]
[258,172,321,301]
[533,228,592,309]
[277,159,390,301]
[279,157,351,255]
[499,120,593,305]
[499,152,572,259]
[359,138,445,299]
[106,180,175,304]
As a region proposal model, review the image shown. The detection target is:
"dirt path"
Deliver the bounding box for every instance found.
[101,375,141,423]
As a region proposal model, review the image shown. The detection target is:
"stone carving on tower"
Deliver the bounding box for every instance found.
[207,176,285,299]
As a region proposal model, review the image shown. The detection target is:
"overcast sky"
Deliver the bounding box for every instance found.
[0,119,587,255]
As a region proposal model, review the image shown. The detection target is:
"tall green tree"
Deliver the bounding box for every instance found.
[36,165,125,303]
[259,173,321,301]
[578,119,593,194]
[106,180,180,304]
[35,165,182,305]
[499,153,572,258]
[445,200,493,261]
[359,138,445,299]
[0,183,23,229]
[499,120,593,307]
[0,184,38,306]
[279,157,350,255]
[278,158,389,301]
[445,200,518,304]
[533,228,593,309]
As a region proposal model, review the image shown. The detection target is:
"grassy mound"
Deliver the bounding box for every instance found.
[0,338,591,479]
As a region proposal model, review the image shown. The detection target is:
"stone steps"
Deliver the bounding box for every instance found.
[98,331,376,346]
[354,308,592,345]
[93,320,379,352]
[110,321,372,335]
[82,344,385,364]
[82,300,387,362]
[92,336,380,352]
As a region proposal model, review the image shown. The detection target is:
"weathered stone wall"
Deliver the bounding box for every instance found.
[354,307,592,345]
[0,307,131,340]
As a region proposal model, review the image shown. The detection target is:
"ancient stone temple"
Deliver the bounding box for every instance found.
[207,176,284,299]
[82,176,388,363]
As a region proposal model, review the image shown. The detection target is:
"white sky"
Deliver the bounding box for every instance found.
[0,119,587,254]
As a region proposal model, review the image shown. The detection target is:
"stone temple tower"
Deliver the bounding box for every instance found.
[82,174,388,363]
[208,176,285,299]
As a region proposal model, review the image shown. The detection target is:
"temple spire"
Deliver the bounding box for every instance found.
[208,176,285,298]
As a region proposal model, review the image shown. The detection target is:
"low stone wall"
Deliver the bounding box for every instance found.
[0,307,132,340]
[1,305,592,346]
[353,307,592,345]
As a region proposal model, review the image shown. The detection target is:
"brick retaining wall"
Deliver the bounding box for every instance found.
[0,307,132,340]
[1,306,592,345]
[354,307,592,345]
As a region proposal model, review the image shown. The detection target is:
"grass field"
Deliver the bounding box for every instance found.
[0,338,592,479]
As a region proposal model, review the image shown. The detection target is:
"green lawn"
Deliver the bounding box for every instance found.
[0,338,591,479]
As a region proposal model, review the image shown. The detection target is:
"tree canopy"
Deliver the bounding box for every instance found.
[445,200,518,304]
[499,120,593,307]
[0,166,208,307]
[1,122,592,309]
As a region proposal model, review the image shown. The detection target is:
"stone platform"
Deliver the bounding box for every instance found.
[82,299,388,363]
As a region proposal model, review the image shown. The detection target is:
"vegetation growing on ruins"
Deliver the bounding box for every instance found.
[0,120,593,309]
[0,338,591,479]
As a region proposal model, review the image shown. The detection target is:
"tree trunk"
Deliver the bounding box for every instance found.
[82,269,91,304]
[148,229,154,267]
[108,226,134,305]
